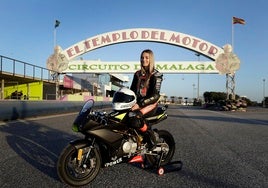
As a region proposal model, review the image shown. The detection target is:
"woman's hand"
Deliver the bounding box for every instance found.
[131,104,140,111]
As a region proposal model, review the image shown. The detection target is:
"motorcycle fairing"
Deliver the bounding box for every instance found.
[145,106,168,125]
[88,128,123,146]
[108,111,128,124]
[114,112,127,120]
[69,139,91,149]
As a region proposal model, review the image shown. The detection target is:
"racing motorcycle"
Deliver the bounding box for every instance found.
[57,87,176,187]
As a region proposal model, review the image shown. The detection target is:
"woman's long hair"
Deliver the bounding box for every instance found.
[139,49,155,89]
[140,49,155,75]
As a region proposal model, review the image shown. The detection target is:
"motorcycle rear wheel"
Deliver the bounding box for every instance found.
[57,144,101,186]
[146,130,175,167]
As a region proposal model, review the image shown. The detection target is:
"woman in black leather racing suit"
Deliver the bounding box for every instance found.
[130,49,163,148]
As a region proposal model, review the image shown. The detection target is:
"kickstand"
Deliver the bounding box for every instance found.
[157,151,164,169]
[156,160,183,175]
[156,152,183,175]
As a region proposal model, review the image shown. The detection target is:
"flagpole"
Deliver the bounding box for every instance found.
[227,17,236,100]
[54,20,60,48]
[228,17,245,100]
[53,20,60,100]
[232,17,235,100]
[54,25,57,48]
[232,17,234,52]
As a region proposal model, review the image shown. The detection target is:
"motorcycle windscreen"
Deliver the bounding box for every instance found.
[80,99,94,113]
[73,99,95,132]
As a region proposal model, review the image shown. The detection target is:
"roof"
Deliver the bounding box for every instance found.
[110,74,129,82]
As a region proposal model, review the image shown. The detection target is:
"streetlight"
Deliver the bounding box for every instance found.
[192,83,196,99]
[263,79,266,107]
[195,53,200,99]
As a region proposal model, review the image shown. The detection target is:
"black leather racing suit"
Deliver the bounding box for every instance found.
[130,69,163,110]
[130,69,163,148]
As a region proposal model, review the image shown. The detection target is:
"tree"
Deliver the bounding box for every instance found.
[203,91,227,103]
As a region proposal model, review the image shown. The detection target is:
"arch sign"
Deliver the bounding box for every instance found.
[46,28,240,74]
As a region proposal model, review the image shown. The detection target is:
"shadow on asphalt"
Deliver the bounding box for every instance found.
[0,120,78,181]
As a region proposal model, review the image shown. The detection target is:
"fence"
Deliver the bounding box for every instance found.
[0,55,57,82]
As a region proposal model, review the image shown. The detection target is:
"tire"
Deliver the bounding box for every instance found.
[57,144,101,187]
[146,130,175,167]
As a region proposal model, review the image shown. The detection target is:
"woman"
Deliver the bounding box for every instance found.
[130,49,163,114]
[130,49,163,148]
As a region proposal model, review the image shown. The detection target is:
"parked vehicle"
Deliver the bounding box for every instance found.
[57,88,176,186]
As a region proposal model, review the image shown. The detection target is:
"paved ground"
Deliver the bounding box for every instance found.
[0,105,267,187]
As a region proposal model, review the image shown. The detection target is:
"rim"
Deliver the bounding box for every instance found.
[65,149,97,181]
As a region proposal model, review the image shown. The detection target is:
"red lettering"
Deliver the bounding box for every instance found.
[191,38,200,48]
[84,40,91,50]
[141,31,150,39]
[169,34,180,43]
[67,48,75,58]
[101,35,111,44]
[74,45,83,54]
[208,46,218,56]
[160,32,167,41]
[112,33,120,41]
[151,31,158,40]
[130,31,138,39]
[64,29,221,61]
[199,42,208,51]
[122,32,129,40]
[92,37,99,47]
[182,37,191,45]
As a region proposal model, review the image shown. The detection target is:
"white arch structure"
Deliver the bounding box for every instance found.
[47,28,241,99]
[54,28,225,74]
[63,28,223,60]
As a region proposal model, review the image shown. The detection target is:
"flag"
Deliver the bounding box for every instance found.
[232,17,245,25]
[55,20,60,28]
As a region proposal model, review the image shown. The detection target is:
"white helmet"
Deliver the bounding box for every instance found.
[112,87,136,111]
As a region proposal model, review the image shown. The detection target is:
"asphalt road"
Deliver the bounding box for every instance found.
[0,106,267,188]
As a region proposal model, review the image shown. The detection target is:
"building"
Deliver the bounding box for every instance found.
[0,55,129,101]
[58,73,129,100]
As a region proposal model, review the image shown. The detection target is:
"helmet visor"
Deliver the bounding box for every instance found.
[112,92,135,103]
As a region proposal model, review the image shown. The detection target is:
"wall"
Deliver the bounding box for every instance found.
[0,100,112,121]
[4,82,43,100]
[60,93,112,101]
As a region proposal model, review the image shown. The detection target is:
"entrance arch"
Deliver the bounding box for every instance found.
[46,28,240,99]
[61,28,224,61]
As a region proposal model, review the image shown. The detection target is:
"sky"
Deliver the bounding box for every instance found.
[0,0,267,102]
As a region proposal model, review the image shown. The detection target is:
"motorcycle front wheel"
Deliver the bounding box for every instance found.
[146,130,175,167]
[57,143,101,186]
